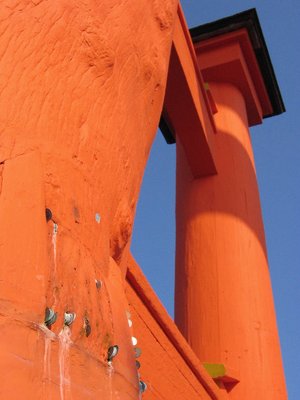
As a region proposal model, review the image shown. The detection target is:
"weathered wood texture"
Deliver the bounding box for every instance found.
[0,1,179,398]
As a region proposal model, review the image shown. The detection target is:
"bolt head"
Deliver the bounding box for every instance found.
[139,381,147,393]
[107,345,119,361]
[45,208,52,222]
[134,347,142,358]
[64,312,76,326]
[95,279,102,289]
[131,336,138,346]
[44,307,57,327]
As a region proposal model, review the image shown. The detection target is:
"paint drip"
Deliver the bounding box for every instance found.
[52,223,58,307]
[40,324,56,396]
[58,326,72,400]
[52,223,58,273]
[107,362,114,400]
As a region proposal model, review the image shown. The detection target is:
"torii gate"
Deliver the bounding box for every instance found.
[0,2,286,399]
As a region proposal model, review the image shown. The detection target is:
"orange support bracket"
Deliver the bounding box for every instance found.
[161,7,217,178]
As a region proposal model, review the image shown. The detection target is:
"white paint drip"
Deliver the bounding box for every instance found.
[107,362,114,400]
[52,223,58,273]
[40,324,56,396]
[58,326,72,400]
[52,223,58,308]
[43,337,52,397]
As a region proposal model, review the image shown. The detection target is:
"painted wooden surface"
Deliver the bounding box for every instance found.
[0,1,179,398]
[126,256,228,400]
[0,1,287,399]
[175,81,287,399]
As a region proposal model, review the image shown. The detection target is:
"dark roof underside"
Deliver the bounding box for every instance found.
[189,8,285,117]
[160,8,285,144]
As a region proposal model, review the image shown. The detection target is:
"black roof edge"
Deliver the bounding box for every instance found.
[189,8,285,117]
[159,113,176,144]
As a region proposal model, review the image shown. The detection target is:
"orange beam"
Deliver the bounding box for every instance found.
[175,14,287,398]
[126,255,228,400]
[162,9,217,177]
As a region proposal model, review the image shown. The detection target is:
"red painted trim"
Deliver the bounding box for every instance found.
[126,254,228,400]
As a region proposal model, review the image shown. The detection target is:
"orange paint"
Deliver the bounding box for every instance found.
[126,255,229,400]
[175,81,287,398]
[0,3,286,399]
[175,16,287,398]
[0,1,179,398]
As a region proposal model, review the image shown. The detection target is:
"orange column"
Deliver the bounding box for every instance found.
[175,82,287,398]
[0,1,178,398]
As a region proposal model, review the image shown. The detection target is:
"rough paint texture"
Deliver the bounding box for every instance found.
[0,2,287,399]
[0,1,178,398]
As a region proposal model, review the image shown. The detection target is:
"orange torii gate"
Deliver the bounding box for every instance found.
[0,2,286,399]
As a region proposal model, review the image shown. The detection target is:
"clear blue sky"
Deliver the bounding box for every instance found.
[131,1,300,398]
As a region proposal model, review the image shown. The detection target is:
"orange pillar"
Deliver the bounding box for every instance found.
[175,80,287,398]
[0,1,178,398]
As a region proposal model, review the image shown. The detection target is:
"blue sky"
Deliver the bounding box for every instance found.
[131,1,299,398]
